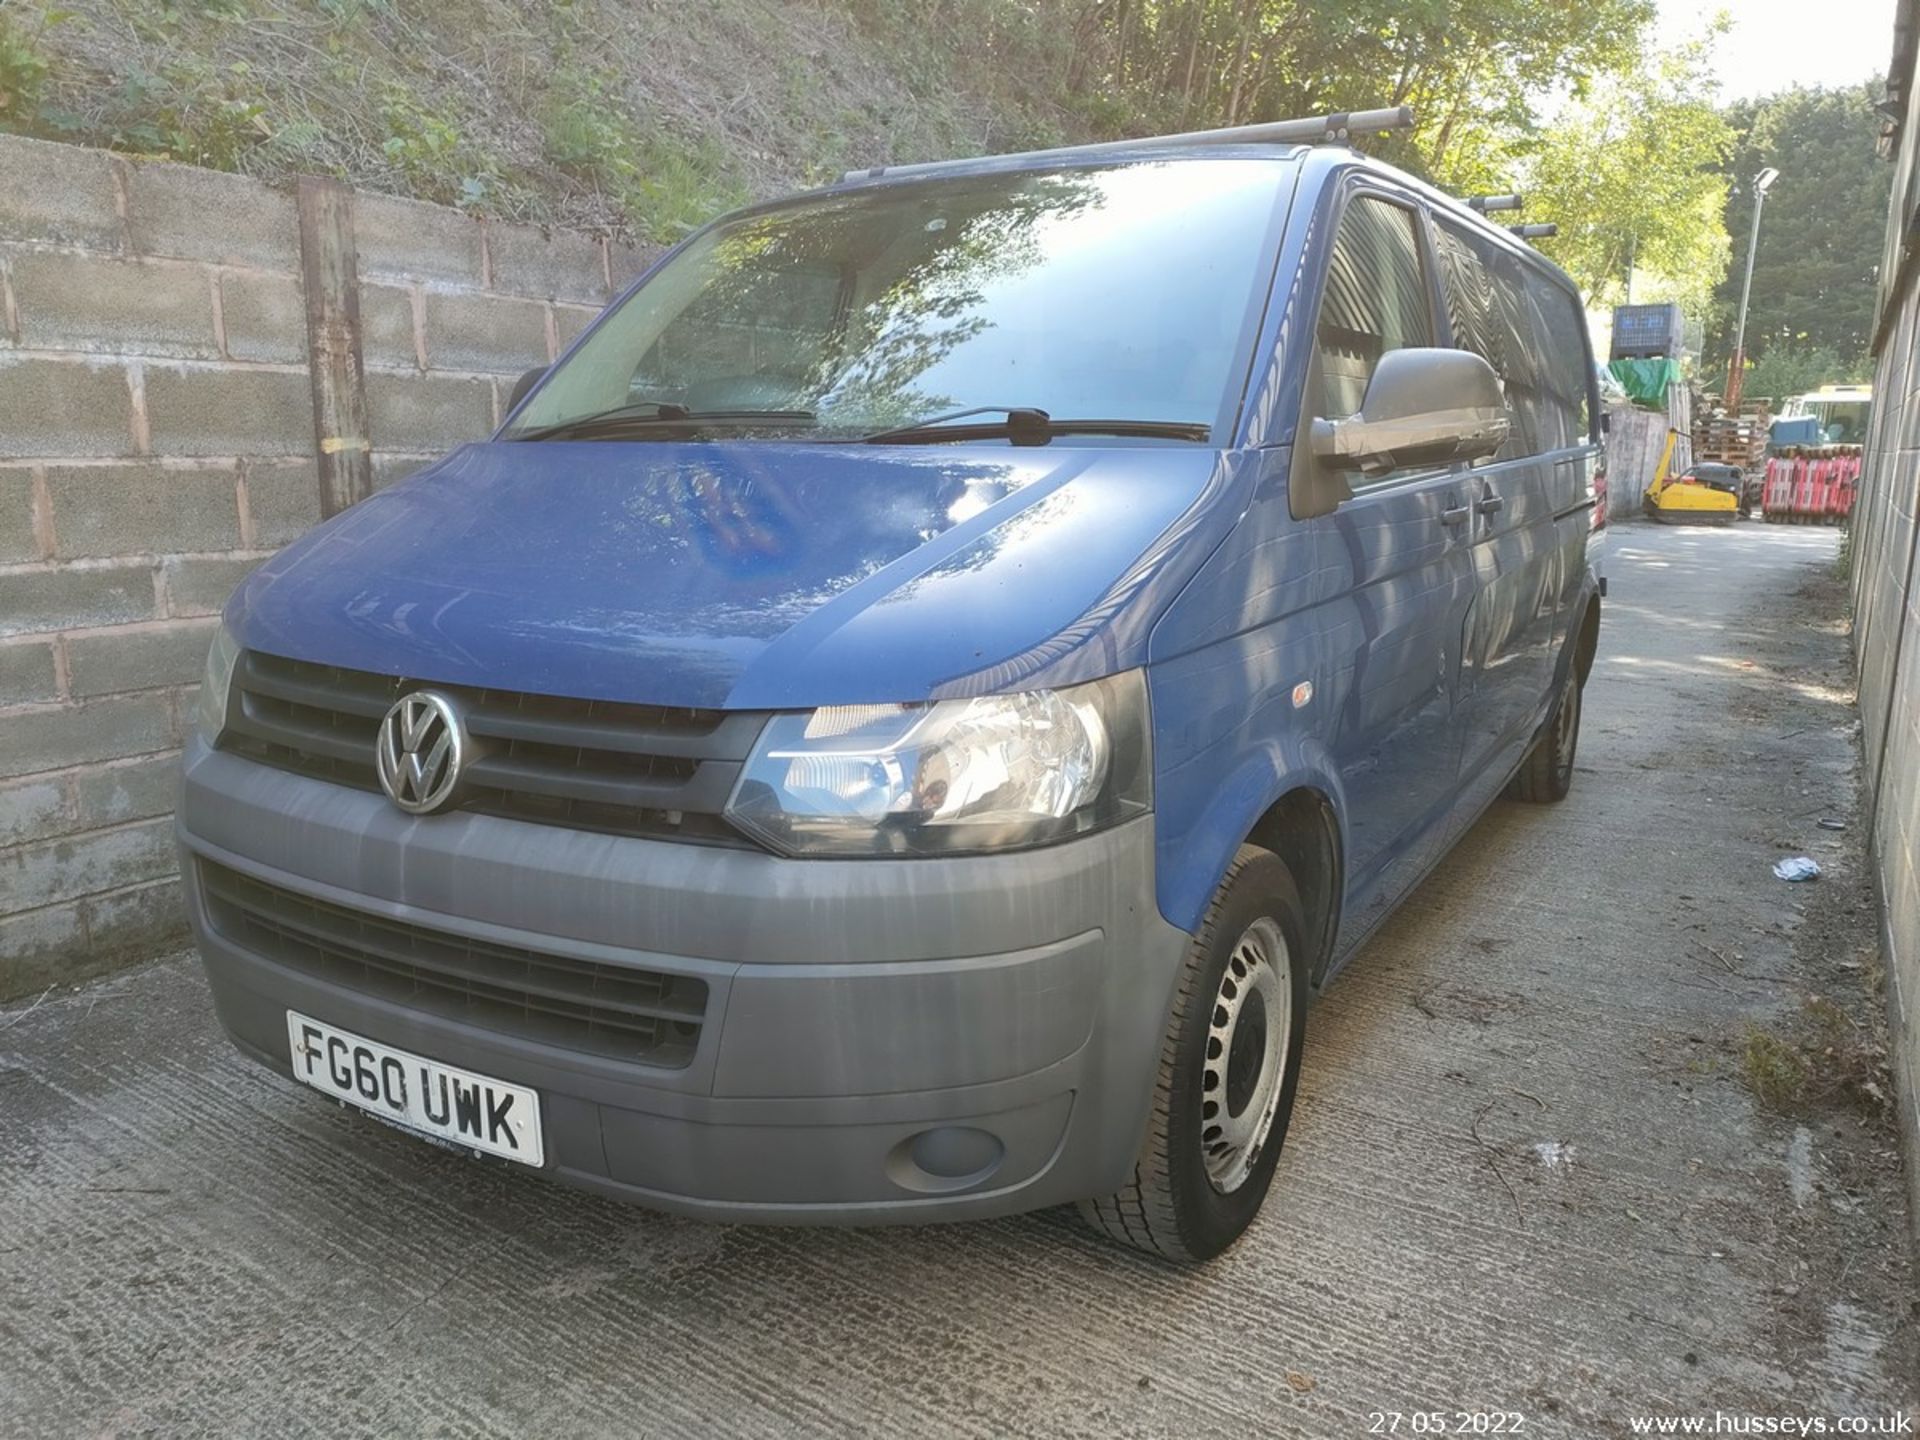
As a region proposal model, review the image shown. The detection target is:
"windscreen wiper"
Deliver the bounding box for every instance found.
[514,401,816,442]
[859,406,1211,447]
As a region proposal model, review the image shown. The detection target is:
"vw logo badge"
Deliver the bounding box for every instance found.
[375,690,465,815]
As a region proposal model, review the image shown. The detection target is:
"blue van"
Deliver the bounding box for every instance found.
[180,114,1604,1262]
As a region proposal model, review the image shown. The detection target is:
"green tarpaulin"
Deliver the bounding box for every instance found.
[1608,356,1684,408]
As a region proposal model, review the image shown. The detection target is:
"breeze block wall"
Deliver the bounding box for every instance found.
[1851,23,1920,1242]
[0,132,653,999]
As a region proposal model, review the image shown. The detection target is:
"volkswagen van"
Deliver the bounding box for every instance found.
[179,117,1603,1262]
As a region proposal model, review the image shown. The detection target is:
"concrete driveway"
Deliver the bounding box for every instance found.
[3,520,1914,1437]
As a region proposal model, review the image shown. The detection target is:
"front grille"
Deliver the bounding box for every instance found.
[220,650,765,846]
[199,861,707,1066]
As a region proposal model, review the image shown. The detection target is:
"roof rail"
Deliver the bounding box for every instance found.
[839,106,1415,185]
[1468,194,1523,213]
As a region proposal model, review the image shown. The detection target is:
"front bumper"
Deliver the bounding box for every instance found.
[177,735,1190,1223]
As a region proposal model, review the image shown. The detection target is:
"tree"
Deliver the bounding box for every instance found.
[1703,83,1892,377]
[1742,345,1871,403]
[1285,0,1655,191]
[1050,0,1656,189]
[1522,39,1733,313]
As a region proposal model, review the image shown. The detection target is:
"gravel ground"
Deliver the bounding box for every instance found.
[2,519,1914,1437]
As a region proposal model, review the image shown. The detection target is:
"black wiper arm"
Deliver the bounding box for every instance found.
[514,402,815,442]
[513,400,689,440]
[860,406,1047,442]
[860,406,1210,446]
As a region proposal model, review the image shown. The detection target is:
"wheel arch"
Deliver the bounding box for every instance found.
[1573,593,1601,685]
[1155,741,1348,946]
[1245,785,1344,986]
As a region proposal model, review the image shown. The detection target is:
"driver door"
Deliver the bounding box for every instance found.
[1296,188,1476,947]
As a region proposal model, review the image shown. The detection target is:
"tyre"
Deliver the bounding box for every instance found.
[1507,664,1582,803]
[1079,845,1310,1263]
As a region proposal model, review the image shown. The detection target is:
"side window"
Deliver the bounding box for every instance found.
[1308,195,1433,425]
[1525,271,1595,445]
[1492,270,1548,457]
[1436,220,1593,457]
[1435,221,1533,458]
[1434,225,1507,383]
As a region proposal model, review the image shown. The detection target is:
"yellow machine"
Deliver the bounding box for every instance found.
[1643,428,1739,524]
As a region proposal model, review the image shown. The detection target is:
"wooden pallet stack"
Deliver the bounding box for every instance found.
[1693,405,1771,471]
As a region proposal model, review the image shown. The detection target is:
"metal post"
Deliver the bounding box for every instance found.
[1727,167,1780,411]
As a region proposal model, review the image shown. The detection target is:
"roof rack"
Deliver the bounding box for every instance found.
[839,106,1415,185]
[1468,194,1523,213]
[1508,223,1558,240]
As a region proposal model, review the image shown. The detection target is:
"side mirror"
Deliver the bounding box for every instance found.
[1311,348,1510,478]
[506,365,547,417]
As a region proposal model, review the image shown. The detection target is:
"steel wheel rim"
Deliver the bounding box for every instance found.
[1201,916,1291,1194]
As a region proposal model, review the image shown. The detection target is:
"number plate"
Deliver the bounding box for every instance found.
[286,1011,544,1167]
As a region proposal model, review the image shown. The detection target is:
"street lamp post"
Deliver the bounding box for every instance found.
[1726,166,1780,411]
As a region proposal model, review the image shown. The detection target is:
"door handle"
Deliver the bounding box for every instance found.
[1475,494,1505,516]
[1440,505,1471,526]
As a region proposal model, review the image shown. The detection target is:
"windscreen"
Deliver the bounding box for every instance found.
[505,157,1289,441]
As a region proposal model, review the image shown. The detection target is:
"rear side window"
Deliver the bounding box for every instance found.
[1309,195,1433,422]
[1435,220,1592,456]
[1525,270,1595,446]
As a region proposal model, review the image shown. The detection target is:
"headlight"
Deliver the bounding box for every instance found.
[725,670,1151,857]
[196,624,240,742]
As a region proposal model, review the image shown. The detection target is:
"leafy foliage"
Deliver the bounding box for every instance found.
[377,85,504,209]
[1522,38,1733,313]
[0,3,66,124]
[99,57,272,168]
[1704,83,1893,375]
[836,0,1659,195]
[0,0,1747,294]
[542,65,746,241]
[1740,345,1872,404]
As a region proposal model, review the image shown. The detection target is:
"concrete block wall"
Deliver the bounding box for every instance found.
[1852,17,1920,1239]
[0,133,654,998]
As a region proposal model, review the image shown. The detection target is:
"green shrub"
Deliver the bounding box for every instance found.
[542,67,637,182]
[380,85,501,208]
[542,65,744,241]
[0,5,68,129]
[99,57,270,170]
[628,132,747,241]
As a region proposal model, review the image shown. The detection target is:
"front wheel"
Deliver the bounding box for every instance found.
[1078,845,1310,1263]
[1508,666,1582,803]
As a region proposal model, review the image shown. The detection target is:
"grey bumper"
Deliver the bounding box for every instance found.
[176,736,1191,1223]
